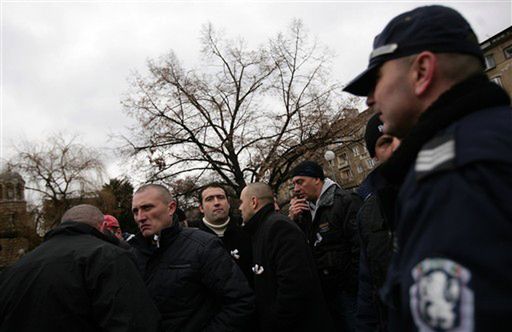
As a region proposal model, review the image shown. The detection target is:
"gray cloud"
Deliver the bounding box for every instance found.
[2,1,510,179]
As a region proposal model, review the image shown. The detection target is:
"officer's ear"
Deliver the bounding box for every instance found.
[410,51,436,96]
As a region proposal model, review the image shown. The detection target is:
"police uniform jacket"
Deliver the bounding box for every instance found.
[243,203,335,332]
[0,221,161,332]
[130,222,255,332]
[380,75,512,331]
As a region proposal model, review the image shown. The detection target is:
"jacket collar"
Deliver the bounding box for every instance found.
[134,220,182,251]
[310,179,340,221]
[314,178,339,209]
[243,203,275,235]
[44,221,120,246]
[380,74,510,185]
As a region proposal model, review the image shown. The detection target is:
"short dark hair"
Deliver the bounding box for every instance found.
[198,182,228,204]
[134,183,173,204]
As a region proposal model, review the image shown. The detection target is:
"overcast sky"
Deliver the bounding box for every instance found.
[2,0,511,182]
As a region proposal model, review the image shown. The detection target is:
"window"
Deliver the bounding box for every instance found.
[337,153,348,167]
[6,184,14,200]
[504,45,512,59]
[366,159,376,169]
[491,76,503,87]
[340,169,353,180]
[484,54,496,70]
[356,164,364,173]
[351,146,360,156]
[8,213,15,229]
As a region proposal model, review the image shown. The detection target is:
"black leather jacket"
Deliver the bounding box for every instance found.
[308,182,362,296]
[130,222,255,332]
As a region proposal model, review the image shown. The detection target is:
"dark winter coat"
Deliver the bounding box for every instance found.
[380,75,512,331]
[130,222,255,332]
[0,221,161,332]
[308,182,363,297]
[194,218,254,287]
[243,203,335,332]
[356,168,397,332]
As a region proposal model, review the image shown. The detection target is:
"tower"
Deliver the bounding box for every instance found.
[0,171,30,269]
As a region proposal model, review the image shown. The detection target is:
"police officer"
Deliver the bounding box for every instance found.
[344,5,512,331]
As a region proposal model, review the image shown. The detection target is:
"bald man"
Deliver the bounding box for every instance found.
[0,204,161,332]
[240,183,335,332]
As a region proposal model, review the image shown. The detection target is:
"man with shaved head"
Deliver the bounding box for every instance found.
[130,183,254,332]
[0,204,161,332]
[240,182,335,332]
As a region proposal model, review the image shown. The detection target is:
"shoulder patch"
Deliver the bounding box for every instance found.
[409,258,474,332]
[415,135,455,180]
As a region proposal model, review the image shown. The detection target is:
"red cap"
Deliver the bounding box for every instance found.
[103,215,120,228]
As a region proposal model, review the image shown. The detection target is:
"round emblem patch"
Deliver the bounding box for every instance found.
[409,258,474,332]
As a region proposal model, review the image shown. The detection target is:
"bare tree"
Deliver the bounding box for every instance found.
[7,133,105,229]
[123,20,360,195]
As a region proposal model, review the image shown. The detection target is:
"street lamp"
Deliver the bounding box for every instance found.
[324,150,338,183]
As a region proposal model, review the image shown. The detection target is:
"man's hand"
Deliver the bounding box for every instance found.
[288,198,310,221]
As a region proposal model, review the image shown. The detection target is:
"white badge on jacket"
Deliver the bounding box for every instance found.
[252,264,264,275]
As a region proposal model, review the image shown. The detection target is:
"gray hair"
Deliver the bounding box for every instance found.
[61,204,104,229]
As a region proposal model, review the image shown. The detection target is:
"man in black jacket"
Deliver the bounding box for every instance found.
[356,113,400,332]
[344,5,512,331]
[130,184,254,332]
[240,182,334,332]
[0,204,161,332]
[194,182,253,286]
[288,161,362,331]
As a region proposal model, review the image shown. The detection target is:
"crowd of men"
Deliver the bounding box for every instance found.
[1,5,511,332]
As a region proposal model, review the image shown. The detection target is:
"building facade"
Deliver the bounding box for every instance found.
[481,26,512,97]
[276,107,375,208]
[322,108,375,190]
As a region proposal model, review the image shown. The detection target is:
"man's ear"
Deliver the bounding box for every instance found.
[251,196,258,210]
[168,200,177,216]
[198,204,204,214]
[411,51,437,96]
[99,220,106,232]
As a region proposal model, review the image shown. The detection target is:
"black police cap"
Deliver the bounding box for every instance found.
[343,5,484,96]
